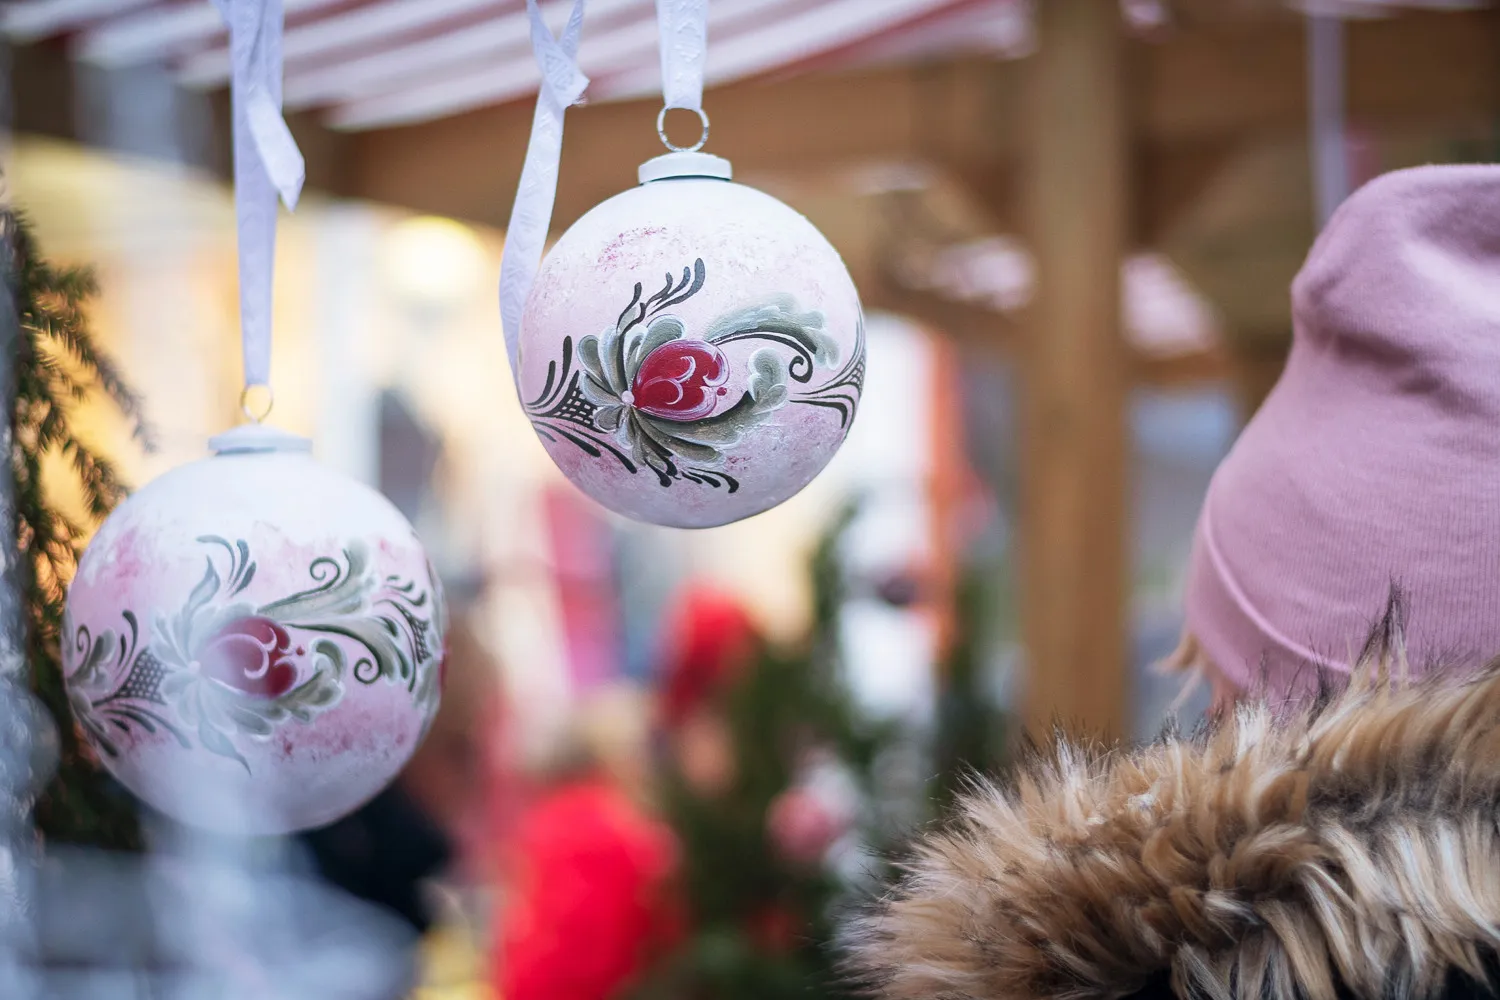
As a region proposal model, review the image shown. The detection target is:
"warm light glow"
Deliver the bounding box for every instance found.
[380,215,488,308]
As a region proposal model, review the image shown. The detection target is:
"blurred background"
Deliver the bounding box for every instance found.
[2,0,1496,997]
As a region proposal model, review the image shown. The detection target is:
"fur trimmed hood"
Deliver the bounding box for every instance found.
[848,619,1500,1000]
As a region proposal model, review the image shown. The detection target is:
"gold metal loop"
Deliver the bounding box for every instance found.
[656,106,710,153]
[240,384,275,424]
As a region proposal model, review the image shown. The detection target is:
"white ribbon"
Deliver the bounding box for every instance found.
[656,0,708,113]
[498,0,590,384]
[212,0,305,391]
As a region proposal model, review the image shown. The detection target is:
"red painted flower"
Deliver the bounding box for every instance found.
[199,617,297,698]
[628,341,730,421]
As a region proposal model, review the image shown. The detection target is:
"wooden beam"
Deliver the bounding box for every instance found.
[1141,8,1500,142]
[333,9,1496,229]
[862,284,1019,353]
[1224,336,1288,421]
[11,8,1496,234]
[949,160,1021,234]
[1136,345,1229,389]
[954,134,1244,249]
[10,40,74,141]
[1135,136,1240,246]
[871,280,1227,388]
[1161,0,1290,28]
[8,39,357,195]
[344,58,1017,231]
[1020,0,1131,743]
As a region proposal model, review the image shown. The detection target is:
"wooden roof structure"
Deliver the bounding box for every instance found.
[7,0,1499,739]
[4,0,1035,130]
[11,1,1494,365]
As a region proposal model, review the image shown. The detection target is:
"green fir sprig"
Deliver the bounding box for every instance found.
[3,208,151,849]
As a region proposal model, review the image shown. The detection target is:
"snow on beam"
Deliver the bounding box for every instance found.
[1,0,158,44]
[76,0,349,70]
[595,0,986,102]
[327,0,809,131]
[283,0,646,112]
[180,0,502,89]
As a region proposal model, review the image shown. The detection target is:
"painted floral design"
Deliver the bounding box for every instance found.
[525,259,865,490]
[630,340,731,420]
[66,535,444,773]
[198,617,298,697]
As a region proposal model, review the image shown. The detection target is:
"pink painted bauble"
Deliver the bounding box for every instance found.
[519,151,865,528]
[63,425,445,834]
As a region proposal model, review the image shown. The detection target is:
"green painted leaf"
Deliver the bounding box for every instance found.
[641,393,766,450]
[300,680,341,710]
[747,348,790,413]
[296,619,412,686]
[258,545,374,620]
[159,671,194,699]
[578,334,607,385]
[594,404,626,432]
[311,638,346,681]
[626,417,673,479]
[174,686,203,727]
[580,375,619,408]
[183,558,221,623]
[196,717,249,773]
[703,298,837,365]
[600,322,629,397]
[224,703,275,737]
[636,418,721,464]
[627,316,686,380]
[234,561,257,597]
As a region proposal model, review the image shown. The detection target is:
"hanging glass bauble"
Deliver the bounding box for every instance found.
[518,152,865,528]
[63,425,445,834]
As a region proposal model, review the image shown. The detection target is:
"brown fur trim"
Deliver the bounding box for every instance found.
[848,607,1500,1000]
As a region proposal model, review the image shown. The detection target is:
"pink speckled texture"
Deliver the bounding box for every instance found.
[65,440,444,834]
[520,173,864,528]
[1184,165,1500,698]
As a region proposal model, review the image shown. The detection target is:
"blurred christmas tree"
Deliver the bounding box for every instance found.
[636,503,872,1000]
[2,208,149,850]
[636,502,1009,1000]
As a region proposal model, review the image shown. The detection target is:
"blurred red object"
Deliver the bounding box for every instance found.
[766,786,845,866]
[496,778,682,1000]
[747,904,801,955]
[658,586,759,729]
[542,484,624,694]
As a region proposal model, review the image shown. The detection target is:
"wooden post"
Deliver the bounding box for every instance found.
[1019,0,1131,743]
[1227,338,1290,422]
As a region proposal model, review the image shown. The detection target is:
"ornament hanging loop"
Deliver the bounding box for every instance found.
[657,106,709,153]
[240,383,275,424]
[215,0,303,425]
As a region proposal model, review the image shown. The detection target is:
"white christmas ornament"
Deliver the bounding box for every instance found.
[517,152,866,528]
[500,0,865,528]
[60,0,441,835]
[64,425,445,834]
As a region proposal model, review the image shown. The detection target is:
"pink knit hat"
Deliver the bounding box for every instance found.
[1184,164,1500,696]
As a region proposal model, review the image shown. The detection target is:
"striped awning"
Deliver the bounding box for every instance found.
[5,0,1458,132]
[3,0,1035,131]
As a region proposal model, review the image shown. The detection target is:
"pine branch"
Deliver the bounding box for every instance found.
[2,207,152,850]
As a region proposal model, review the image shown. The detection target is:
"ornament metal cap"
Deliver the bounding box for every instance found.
[638,151,733,185]
[209,423,313,456]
